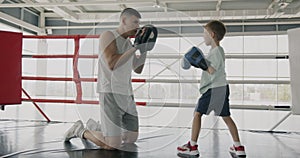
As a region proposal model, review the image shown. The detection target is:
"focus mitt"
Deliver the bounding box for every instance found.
[134,24,158,53]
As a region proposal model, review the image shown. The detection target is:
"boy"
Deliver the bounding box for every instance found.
[177,20,246,157]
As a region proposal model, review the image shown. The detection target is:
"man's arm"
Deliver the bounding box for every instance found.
[133,52,147,74]
[100,31,137,70]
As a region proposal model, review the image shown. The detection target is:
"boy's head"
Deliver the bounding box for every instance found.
[204,20,226,45]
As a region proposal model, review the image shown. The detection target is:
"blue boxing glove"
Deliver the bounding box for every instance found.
[181,56,191,70]
[184,46,210,70]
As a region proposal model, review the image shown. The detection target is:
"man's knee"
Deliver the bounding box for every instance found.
[122,131,138,143]
[105,136,122,149]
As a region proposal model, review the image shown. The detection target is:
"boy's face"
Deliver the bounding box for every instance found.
[123,15,140,36]
[203,28,214,46]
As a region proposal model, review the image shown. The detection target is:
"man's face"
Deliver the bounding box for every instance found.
[123,15,140,36]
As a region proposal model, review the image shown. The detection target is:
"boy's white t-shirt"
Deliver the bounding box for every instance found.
[199,46,228,94]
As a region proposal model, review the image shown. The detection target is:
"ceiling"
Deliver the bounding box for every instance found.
[0,0,300,34]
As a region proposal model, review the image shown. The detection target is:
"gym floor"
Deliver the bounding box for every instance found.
[1,119,300,158]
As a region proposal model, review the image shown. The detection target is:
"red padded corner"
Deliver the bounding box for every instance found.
[0,31,22,105]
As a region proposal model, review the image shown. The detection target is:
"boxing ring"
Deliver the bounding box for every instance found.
[0,32,293,122]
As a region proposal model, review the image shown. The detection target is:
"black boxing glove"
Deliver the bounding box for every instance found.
[134,24,158,53]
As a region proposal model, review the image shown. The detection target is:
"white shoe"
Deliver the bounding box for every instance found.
[177,141,200,157]
[86,118,101,131]
[229,145,246,158]
[64,120,85,142]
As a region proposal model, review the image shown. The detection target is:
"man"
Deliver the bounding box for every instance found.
[64,8,157,150]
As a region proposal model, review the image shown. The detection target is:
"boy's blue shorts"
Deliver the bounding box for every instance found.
[196,85,231,116]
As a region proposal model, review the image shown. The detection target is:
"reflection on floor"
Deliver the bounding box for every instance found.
[1,119,300,158]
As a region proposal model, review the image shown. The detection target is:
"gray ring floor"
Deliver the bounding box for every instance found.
[1,119,300,158]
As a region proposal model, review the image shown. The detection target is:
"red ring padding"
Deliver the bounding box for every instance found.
[0,31,22,105]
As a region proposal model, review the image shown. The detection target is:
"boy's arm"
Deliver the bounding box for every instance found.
[206,66,215,74]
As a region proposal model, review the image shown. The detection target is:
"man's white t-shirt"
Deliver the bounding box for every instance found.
[97,30,134,95]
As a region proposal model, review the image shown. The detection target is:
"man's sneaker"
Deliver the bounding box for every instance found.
[177,141,199,157]
[64,120,85,142]
[229,145,246,158]
[86,118,101,131]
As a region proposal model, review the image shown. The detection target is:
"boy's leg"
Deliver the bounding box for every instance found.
[222,116,240,142]
[222,116,246,157]
[191,90,211,142]
[191,112,202,142]
[177,90,211,156]
[177,112,202,156]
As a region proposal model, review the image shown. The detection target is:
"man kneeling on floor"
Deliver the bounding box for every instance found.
[63,7,157,150]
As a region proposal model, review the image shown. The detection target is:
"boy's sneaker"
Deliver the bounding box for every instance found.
[64,120,85,142]
[229,145,246,158]
[177,141,199,157]
[86,118,101,131]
